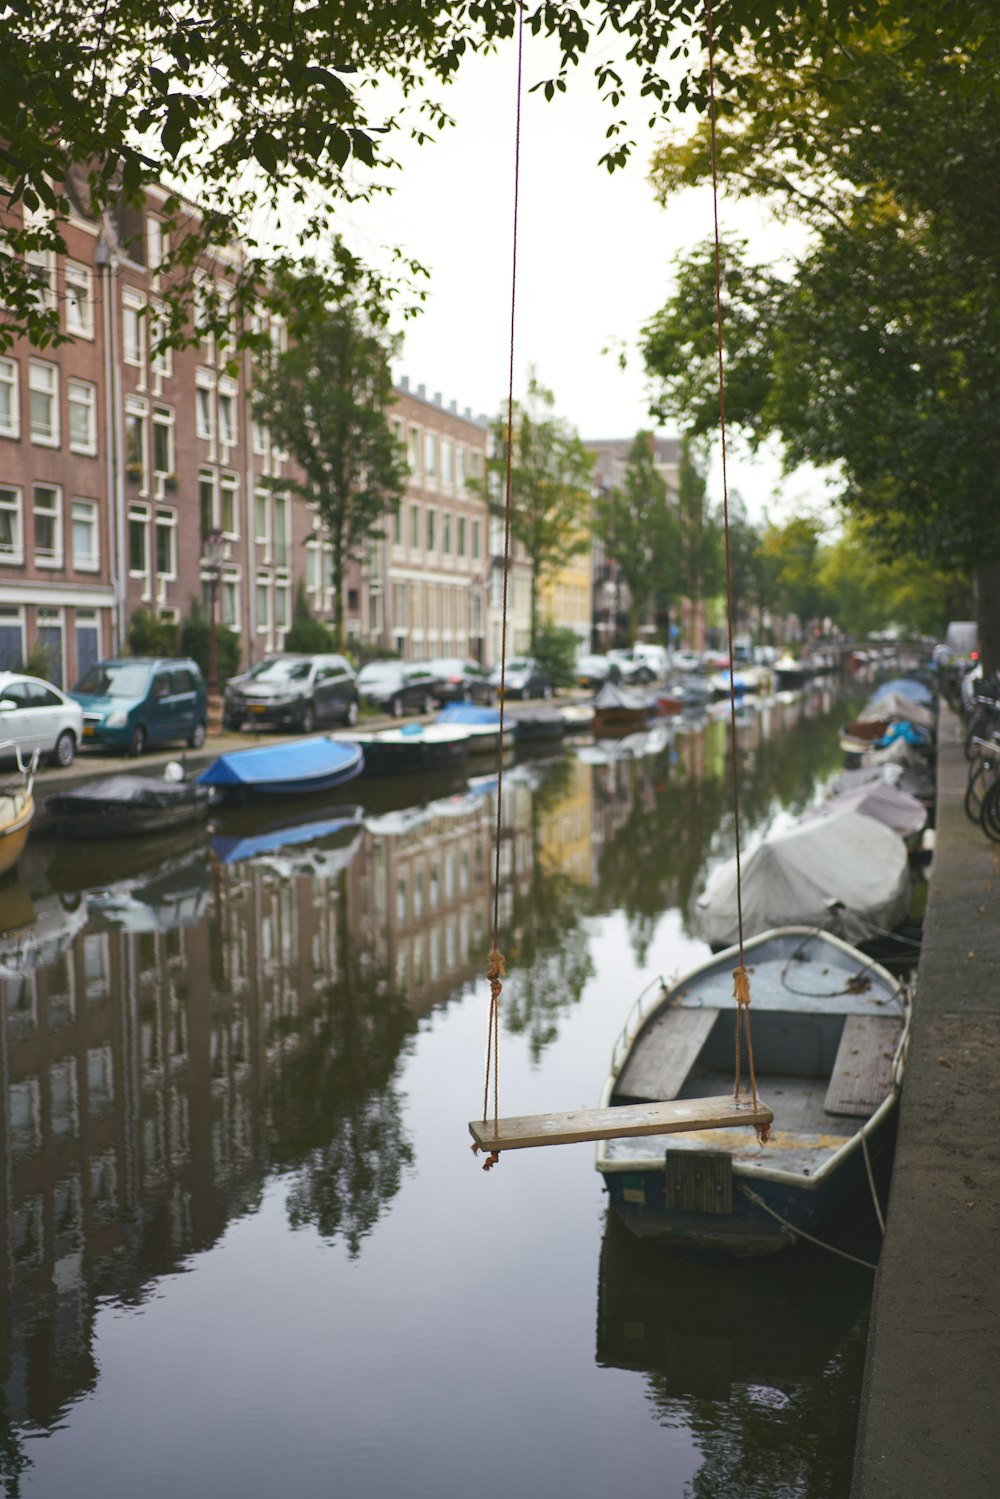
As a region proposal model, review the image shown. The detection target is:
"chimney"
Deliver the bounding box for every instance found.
[399,375,410,392]
[434,391,443,406]
[417,383,426,400]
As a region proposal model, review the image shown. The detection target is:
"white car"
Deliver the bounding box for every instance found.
[671,649,703,674]
[0,672,84,767]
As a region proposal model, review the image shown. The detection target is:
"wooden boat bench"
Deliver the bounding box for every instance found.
[824,1013,903,1117]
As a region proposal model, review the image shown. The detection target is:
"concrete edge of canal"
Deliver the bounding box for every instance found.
[851,703,1000,1496]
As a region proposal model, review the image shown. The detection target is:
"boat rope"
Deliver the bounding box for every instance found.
[859,1130,886,1235]
[705,0,768,1140]
[736,1183,878,1270]
[474,1,525,1172]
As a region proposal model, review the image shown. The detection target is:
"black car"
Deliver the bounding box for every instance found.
[356,660,439,718]
[487,655,553,700]
[223,653,359,732]
[427,657,494,706]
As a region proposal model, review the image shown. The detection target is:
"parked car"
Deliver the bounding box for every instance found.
[671,649,704,674]
[575,654,621,689]
[70,658,207,756]
[426,657,494,706]
[0,672,83,767]
[488,656,553,700]
[223,653,359,732]
[607,648,657,685]
[357,660,439,717]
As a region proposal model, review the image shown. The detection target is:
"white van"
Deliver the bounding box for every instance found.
[633,643,670,677]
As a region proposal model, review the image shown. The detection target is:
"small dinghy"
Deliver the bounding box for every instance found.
[47,767,211,837]
[197,736,364,800]
[434,702,514,757]
[348,722,471,777]
[597,927,908,1255]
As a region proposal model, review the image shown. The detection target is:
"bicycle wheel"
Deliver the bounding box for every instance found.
[964,756,994,822]
[980,777,1000,842]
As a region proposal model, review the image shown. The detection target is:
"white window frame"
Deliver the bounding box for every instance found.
[255,575,271,634]
[155,507,177,579]
[195,369,216,446]
[424,431,437,482]
[254,485,270,549]
[152,405,174,493]
[272,492,289,567]
[217,376,238,450]
[128,502,151,581]
[68,377,97,456]
[219,472,239,538]
[220,571,239,629]
[32,482,63,568]
[0,486,24,564]
[28,359,59,446]
[147,215,168,284]
[71,497,100,572]
[199,468,217,536]
[122,289,146,371]
[274,581,289,631]
[64,260,94,338]
[149,299,172,385]
[0,357,20,438]
[25,247,56,313]
[124,396,149,492]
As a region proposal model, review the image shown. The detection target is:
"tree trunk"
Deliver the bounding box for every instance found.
[333,550,345,653]
[975,561,1000,678]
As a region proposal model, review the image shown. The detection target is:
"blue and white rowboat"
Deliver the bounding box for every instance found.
[197,736,364,799]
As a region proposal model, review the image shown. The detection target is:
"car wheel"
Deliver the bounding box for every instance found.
[391,696,404,719]
[423,693,436,715]
[127,725,147,757]
[299,702,316,734]
[50,730,76,768]
[346,699,360,728]
[188,721,206,749]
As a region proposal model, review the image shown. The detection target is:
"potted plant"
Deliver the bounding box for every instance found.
[164,472,179,491]
[126,462,143,482]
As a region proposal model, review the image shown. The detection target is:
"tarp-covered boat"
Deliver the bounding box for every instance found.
[435,702,514,756]
[197,736,364,799]
[693,808,911,950]
[804,780,928,843]
[47,771,211,836]
[596,926,908,1254]
[593,682,653,735]
[348,722,471,777]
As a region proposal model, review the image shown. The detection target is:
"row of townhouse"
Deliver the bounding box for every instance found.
[0,175,545,689]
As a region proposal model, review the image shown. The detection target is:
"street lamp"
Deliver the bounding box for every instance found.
[202,527,225,700]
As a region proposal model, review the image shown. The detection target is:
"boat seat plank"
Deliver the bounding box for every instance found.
[824,1014,902,1117]
[469,1095,772,1154]
[617,1007,719,1102]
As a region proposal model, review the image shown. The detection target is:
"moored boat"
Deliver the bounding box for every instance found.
[596,927,908,1254]
[197,735,364,800]
[0,747,37,877]
[592,682,653,736]
[46,768,211,837]
[434,702,514,757]
[508,706,568,746]
[348,722,471,777]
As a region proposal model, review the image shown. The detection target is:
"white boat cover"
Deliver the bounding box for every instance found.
[857,693,935,731]
[834,762,934,802]
[859,737,926,769]
[804,780,928,840]
[693,808,911,949]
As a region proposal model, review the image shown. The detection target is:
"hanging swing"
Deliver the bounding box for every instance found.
[470,1,771,1167]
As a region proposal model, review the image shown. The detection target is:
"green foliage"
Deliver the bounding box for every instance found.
[284,584,335,653]
[23,643,56,682]
[760,517,829,633]
[252,283,405,652]
[531,621,579,689]
[593,432,677,640]
[127,607,179,658]
[817,520,959,639]
[675,441,724,613]
[480,371,593,642]
[180,603,241,686]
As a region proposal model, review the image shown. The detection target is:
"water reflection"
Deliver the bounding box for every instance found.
[0,682,866,1475]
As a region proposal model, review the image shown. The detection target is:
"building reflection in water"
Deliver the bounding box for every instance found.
[0,682,859,1470]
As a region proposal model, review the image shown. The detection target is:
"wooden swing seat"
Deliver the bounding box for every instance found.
[469,1094,772,1154]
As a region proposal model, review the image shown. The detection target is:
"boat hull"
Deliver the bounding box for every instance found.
[0,796,33,878]
[198,737,364,800]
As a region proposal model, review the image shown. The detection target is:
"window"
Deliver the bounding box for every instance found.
[0,487,23,563]
[195,372,215,441]
[456,446,466,491]
[25,245,56,312]
[199,469,216,539]
[274,583,289,629]
[156,508,177,577]
[33,484,62,566]
[441,439,453,488]
[75,611,100,678]
[122,291,145,367]
[256,577,270,630]
[470,450,482,478]
[458,516,466,558]
[147,215,168,279]
[149,301,171,380]
[254,487,269,544]
[152,406,173,478]
[218,379,237,447]
[124,399,147,480]
[273,494,288,566]
[424,432,437,479]
[71,498,99,570]
[220,474,238,535]
[68,378,97,455]
[28,360,58,445]
[410,503,420,549]
[0,358,19,438]
[221,575,238,628]
[472,519,481,559]
[252,416,267,455]
[408,425,420,472]
[443,512,452,555]
[426,508,436,551]
[128,504,150,574]
[64,261,94,338]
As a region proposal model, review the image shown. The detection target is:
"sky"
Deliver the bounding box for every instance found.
[338,31,835,526]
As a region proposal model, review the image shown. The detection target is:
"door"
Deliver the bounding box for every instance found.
[147,670,177,744]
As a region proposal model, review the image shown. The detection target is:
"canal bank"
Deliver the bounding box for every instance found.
[852,703,1000,1496]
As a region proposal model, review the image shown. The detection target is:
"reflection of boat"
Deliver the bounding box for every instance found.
[693,808,911,951]
[0,746,37,877]
[45,768,211,837]
[197,736,364,800]
[86,854,211,933]
[774,654,811,688]
[211,805,363,865]
[597,1210,872,1397]
[0,886,88,976]
[348,723,471,777]
[37,821,209,895]
[435,703,514,757]
[597,927,907,1255]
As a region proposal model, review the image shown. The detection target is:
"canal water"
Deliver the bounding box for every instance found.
[1,686,877,1498]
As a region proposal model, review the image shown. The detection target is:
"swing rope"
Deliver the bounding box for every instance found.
[705,0,768,1141]
[475,1,526,1171]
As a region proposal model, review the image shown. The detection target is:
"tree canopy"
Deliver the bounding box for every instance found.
[592,432,676,642]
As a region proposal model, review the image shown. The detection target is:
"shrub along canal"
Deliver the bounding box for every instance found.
[1,682,880,1497]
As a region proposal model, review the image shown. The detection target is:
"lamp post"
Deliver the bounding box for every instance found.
[202,528,225,701]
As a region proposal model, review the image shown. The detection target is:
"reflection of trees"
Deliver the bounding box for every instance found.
[0,1393,30,1496]
[652,1319,868,1499]
[502,758,595,1063]
[264,911,417,1257]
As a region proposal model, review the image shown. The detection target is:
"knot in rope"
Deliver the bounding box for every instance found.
[733,965,751,1006]
[487,947,506,1000]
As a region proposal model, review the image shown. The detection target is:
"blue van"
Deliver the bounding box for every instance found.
[70,657,207,756]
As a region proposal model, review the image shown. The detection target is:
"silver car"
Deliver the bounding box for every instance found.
[0,672,84,767]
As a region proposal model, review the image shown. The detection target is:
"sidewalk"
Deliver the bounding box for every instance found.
[851,705,1000,1495]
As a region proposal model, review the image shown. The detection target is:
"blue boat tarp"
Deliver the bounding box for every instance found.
[212,810,363,864]
[876,720,930,749]
[869,677,934,707]
[436,703,502,727]
[197,737,363,792]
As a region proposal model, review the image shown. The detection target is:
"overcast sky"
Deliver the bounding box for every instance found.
[337,32,834,526]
